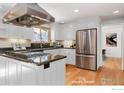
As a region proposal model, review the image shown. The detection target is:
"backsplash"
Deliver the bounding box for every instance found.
[63,40,75,48]
[51,40,76,48]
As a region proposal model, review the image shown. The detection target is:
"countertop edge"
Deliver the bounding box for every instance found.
[0,54,67,66]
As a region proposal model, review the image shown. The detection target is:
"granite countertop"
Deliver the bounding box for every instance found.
[0,51,66,66]
[27,54,66,66]
[0,47,74,66]
[0,47,75,54]
[42,47,75,50]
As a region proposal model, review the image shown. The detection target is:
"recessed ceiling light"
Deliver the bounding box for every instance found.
[74,9,79,13]
[113,10,119,14]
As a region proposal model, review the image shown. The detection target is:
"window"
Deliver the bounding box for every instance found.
[33,28,50,42]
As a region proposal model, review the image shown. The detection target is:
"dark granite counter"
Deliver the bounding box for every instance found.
[0,47,75,66]
[42,47,75,50]
[0,47,75,54]
[28,47,75,50]
[0,51,66,66]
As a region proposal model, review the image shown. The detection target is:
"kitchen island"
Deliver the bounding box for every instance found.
[0,50,66,85]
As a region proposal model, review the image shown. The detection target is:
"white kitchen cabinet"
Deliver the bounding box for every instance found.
[0,56,7,85]
[50,59,65,85]
[21,65,37,85]
[55,59,65,85]
[36,59,65,85]
[7,61,18,85]
[61,49,76,65]
[70,49,76,65]
[66,49,75,65]
[0,56,66,85]
[0,57,20,85]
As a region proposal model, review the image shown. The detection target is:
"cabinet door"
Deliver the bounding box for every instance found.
[0,56,6,85]
[43,65,52,85]
[68,49,76,65]
[43,59,65,85]
[55,59,65,85]
[61,49,69,64]
[49,62,57,85]
[61,49,76,65]
[36,59,66,85]
[34,63,55,85]
[21,65,37,85]
[7,60,18,85]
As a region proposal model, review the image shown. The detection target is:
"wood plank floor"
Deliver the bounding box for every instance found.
[66,57,124,85]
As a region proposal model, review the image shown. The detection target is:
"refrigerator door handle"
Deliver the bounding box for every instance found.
[76,54,97,71]
[76,54,96,57]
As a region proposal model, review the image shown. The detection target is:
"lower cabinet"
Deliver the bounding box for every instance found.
[68,49,75,65]
[8,61,18,85]
[37,59,65,85]
[0,49,74,85]
[62,49,76,65]
[0,56,66,85]
[0,56,6,85]
[21,65,37,85]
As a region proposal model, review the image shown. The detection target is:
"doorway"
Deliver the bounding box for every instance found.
[102,25,123,68]
[101,25,124,84]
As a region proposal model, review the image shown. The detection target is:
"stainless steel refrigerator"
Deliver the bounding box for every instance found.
[76,28,97,71]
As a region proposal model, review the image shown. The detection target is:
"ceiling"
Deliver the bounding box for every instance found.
[0,3,124,23]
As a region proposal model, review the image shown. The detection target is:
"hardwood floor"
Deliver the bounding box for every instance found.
[66,57,124,85]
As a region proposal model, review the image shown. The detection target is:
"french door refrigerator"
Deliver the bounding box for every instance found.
[76,28,97,71]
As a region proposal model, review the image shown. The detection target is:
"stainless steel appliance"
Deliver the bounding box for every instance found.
[76,28,97,71]
[2,3,55,27]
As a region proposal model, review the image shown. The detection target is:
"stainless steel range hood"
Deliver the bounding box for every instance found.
[2,3,55,27]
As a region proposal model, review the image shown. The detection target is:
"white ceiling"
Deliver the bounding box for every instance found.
[0,3,124,23]
[39,3,124,23]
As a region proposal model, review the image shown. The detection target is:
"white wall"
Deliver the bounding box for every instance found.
[102,18,124,26]
[0,18,34,40]
[102,25,123,58]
